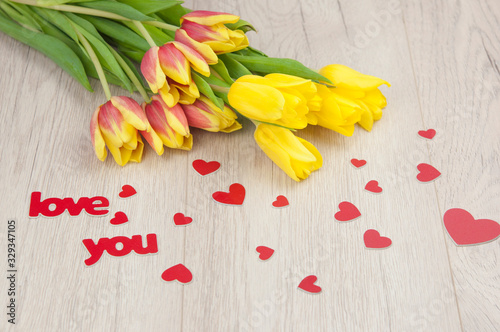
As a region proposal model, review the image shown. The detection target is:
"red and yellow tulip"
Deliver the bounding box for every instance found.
[180,10,249,54]
[140,95,193,154]
[182,95,242,133]
[90,96,150,166]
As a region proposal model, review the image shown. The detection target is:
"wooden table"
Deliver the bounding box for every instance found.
[1,0,499,331]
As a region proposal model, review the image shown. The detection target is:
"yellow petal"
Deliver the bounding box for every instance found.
[319,64,390,90]
[90,106,107,161]
[228,81,284,121]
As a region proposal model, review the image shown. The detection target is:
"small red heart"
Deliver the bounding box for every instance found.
[192,159,221,176]
[351,158,367,168]
[365,180,383,194]
[272,195,289,208]
[444,209,500,246]
[417,163,441,182]
[161,264,193,284]
[256,246,275,261]
[364,229,392,249]
[119,185,137,198]
[418,129,436,140]
[110,211,128,225]
[173,213,193,226]
[334,201,361,222]
[298,275,322,294]
[212,183,246,206]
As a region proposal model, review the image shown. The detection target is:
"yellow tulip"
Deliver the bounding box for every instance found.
[254,123,322,181]
[319,64,390,131]
[228,74,315,129]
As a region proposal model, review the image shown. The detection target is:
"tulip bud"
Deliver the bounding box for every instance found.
[182,95,242,133]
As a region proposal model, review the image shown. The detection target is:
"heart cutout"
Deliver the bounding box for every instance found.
[351,158,367,168]
[256,246,275,261]
[364,229,392,249]
[110,211,128,225]
[173,213,193,226]
[444,209,500,246]
[192,159,221,176]
[212,183,246,206]
[161,264,193,284]
[272,195,289,208]
[298,275,322,294]
[119,185,137,198]
[418,129,436,140]
[417,163,441,183]
[334,201,361,222]
[365,180,383,194]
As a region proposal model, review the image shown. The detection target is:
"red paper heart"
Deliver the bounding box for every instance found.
[192,159,221,176]
[119,185,137,198]
[334,201,361,222]
[173,213,192,226]
[256,246,275,261]
[417,163,441,183]
[364,229,392,249]
[212,183,246,205]
[444,209,500,246]
[161,264,193,284]
[298,275,322,294]
[365,180,383,194]
[418,129,436,140]
[110,211,128,225]
[351,158,367,168]
[272,195,289,208]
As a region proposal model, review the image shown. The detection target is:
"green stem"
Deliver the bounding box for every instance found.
[143,20,177,32]
[108,46,149,102]
[74,26,111,100]
[133,20,156,48]
[210,84,230,94]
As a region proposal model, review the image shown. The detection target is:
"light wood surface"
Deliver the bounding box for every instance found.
[1,0,499,331]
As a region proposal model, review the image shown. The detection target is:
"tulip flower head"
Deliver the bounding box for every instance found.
[182,95,242,133]
[140,95,193,155]
[319,64,390,131]
[254,123,322,182]
[228,74,315,129]
[180,10,249,54]
[90,96,151,166]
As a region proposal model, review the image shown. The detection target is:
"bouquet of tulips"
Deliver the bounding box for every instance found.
[0,0,389,181]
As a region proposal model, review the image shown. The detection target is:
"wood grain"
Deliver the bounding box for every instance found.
[0,0,499,331]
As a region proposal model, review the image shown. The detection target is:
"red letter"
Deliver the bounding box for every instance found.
[82,238,108,266]
[85,196,110,216]
[106,236,133,257]
[29,192,42,217]
[132,234,158,255]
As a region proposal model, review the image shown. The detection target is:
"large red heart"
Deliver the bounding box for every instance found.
[364,229,392,249]
[334,201,361,222]
[298,275,322,294]
[351,158,367,168]
[110,211,128,225]
[173,213,192,226]
[256,246,275,261]
[212,183,246,205]
[161,264,193,284]
[418,129,436,140]
[119,185,137,198]
[192,159,221,176]
[444,209,500,246]
[365,180,383,194]
[272,195,289,208]
[416,163,441,183]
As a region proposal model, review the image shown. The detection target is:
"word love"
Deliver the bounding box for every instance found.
[29,192,109,217]
[82,234,158,266]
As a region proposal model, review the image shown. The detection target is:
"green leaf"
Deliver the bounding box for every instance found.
[0,14,92,91]
[218,54,251,79]
[32,7,79,42]
[0,2,42,32]
[68,16,133,91]
[116,45,145,63]
[82,16,150,52]
[210,61,234,85]
[156,4,188,26]
[79,1,155,21]
[226,19,255,33]
[227,54,331,83]
[192,72,225,110]
[116,0,182,15]
[123,21,173,45]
